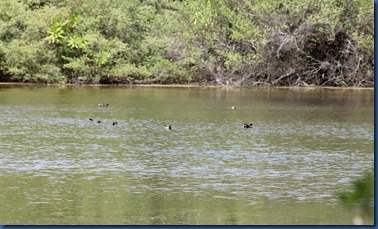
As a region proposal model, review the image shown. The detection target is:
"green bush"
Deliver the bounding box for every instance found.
[0,0,373,86]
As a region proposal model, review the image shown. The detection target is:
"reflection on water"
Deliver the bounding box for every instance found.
[0,85,374,225]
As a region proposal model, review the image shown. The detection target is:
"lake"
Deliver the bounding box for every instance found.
[0,84,374,225]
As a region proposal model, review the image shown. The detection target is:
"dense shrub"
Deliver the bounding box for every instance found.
[0,0,373,86]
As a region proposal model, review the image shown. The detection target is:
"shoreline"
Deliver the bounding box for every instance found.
[0,82,374,90]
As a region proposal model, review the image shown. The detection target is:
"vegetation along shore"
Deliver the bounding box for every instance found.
[0,0,373,87]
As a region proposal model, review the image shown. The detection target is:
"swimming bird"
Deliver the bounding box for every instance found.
[244,123,253,128]
[164,125,172,130]
[112,121,118,126]
[97,120,102,123]
[98,103,109,107]
[89,118,94,121]
[232,106,237,109]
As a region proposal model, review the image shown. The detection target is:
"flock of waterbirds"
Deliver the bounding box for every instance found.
[90,103,253,130]
[89,117,118,126]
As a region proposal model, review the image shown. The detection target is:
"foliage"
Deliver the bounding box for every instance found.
[339,172,374,214]
[338,171,374,224]
[0,0,373,86]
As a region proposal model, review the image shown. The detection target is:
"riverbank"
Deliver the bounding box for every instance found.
[0,0,373,88]
[0,82,374,90]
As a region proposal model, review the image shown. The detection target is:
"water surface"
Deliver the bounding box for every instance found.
[0,85,374,225]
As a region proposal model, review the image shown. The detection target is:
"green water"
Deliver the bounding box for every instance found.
[0,85,374,225]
